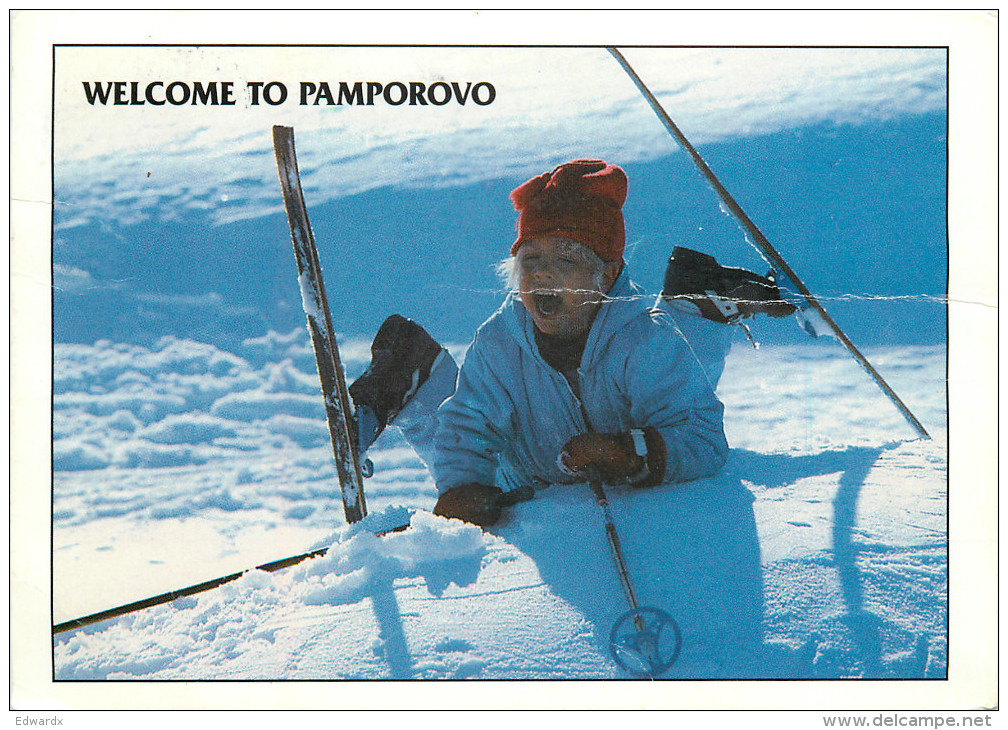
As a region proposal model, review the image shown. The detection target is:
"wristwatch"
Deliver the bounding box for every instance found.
[628,428,650,484]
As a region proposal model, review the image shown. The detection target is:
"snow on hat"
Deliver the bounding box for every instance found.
[509,159,628,263]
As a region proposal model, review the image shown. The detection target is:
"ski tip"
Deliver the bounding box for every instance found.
[272,125,294,146]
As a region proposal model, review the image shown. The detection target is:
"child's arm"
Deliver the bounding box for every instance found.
[623,317,729,483]
[431,332,513,493]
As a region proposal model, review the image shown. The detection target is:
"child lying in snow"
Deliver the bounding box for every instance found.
[349,159,795,527]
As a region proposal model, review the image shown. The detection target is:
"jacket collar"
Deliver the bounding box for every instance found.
[500,267,647,371]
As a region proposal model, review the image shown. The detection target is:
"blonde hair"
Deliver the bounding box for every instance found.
[496,239,609,292]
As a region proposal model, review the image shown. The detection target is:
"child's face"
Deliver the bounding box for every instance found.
[516,236,618,340]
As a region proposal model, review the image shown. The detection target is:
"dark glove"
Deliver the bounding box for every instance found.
[558,428,666,486]
[433,483,505,527]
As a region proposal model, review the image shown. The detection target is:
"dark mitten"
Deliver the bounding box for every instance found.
[558,427,666,486]
[433,483,505,527]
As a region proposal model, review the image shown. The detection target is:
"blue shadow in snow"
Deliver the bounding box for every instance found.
[730,443,936,678]
[499,474,768,679]
[498,441,937,679]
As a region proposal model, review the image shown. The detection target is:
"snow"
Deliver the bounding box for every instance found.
[297,272,322,323]
[52,334,948,680]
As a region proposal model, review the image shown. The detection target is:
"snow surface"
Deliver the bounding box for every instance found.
[46,44,951,684]
[52,334,947,680]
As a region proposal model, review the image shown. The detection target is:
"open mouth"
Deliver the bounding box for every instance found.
[534,292,563,317]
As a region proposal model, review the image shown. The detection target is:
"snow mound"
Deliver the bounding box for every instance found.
[292,511,487,605]
[54,508,487,680]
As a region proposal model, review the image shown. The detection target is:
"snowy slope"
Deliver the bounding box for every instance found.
[52,114,947,350]
[52,335,947,680]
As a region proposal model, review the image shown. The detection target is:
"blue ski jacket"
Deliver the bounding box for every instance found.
[431,269,729,494]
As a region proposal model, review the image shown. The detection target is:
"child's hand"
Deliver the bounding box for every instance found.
[433,483,505,527]
[558,432,641,482]
[558,428,665,486]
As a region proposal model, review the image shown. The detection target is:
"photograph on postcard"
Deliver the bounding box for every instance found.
[47,43,950,682]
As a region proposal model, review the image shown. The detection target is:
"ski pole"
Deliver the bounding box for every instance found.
[587,469,643,618]
[607,47,930,440]
[587,469,682,676]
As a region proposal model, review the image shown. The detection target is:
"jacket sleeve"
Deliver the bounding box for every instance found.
[431,329,515,493]
[622,314,729,483]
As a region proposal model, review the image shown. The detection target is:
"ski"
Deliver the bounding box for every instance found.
[273,125,368,523]
[52,546,331,636]
[51,521,413,636]
[608,47,930,441]
[51,488,535,636]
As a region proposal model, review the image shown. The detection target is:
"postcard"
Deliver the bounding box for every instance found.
[10,9,998,715]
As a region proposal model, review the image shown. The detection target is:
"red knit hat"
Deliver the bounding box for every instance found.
[510,159,628,263]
